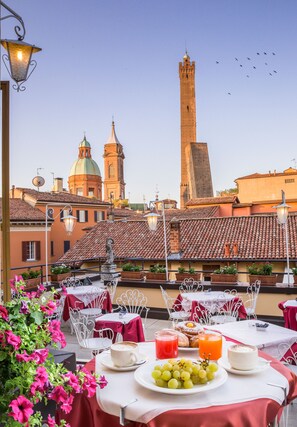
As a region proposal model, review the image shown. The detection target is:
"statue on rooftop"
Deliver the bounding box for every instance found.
[104,237,115,265]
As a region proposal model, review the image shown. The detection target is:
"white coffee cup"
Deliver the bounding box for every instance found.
[110,341,140,367]
[228,344,258,371]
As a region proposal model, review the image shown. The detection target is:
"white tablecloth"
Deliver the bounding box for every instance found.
[182,291,234,313]
[283,300,297,308]
[207,320,297,359]
[95,341,288,424]
[96,312,139,325]
[65,286,104,305]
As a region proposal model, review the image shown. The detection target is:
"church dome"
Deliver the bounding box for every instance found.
[79,135,91,148]
[69,158,101,177]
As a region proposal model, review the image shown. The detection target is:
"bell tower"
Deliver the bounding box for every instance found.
[103,121,125,201]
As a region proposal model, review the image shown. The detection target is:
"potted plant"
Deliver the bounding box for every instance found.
[121,263,144,280]
[210,264,238,284]
[50,264,71,282]
[146,264,167,282]
[21,269,42,290]
[247,263,277,286]
[0,276,107,426]
[175,266,201,282]
[291,267,297,285]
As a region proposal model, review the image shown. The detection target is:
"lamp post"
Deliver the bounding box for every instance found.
[144,200,169,282]
[0,1,41,302]
[273,190,292,287]
[45,204,76,285]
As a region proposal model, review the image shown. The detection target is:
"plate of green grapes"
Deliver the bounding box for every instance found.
[134,357,228,395]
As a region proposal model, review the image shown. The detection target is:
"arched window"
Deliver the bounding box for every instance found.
[109,163,115,178]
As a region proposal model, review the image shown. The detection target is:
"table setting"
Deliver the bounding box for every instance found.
[56,323,297,427]
[95,312,145,343]
[278,300,297,331]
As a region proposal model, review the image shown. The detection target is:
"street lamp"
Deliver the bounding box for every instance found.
[273,190,292,287]
[0,1,41,302]
[45,204,76,285]
[145,200,169,282]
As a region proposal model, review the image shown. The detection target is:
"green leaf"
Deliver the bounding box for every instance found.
[30,311,44,325]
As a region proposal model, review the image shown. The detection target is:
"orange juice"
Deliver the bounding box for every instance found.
[198,332,222,360]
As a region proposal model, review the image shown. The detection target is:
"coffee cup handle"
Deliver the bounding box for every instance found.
[130,353,138,365]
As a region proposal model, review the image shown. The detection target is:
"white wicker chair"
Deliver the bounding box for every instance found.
[192,303,213,326]
[79,288,107,321]
[244,280,261,319]
[210,289,242,324]
[69,308,114,356]
[105,278,118,303]
[115,289,150,330]
[179,278,204,293]
[160,286,191,325]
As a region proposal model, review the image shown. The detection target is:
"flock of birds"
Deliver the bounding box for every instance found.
[215,51,278,95]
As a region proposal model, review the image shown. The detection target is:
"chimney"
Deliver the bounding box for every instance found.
[52,178,63,192]
[11,185,15,198]
[224,242,231,257]
[169,217,181,253]
[233,242,239,257]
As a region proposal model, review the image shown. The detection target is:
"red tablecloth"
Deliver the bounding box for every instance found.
[56,349,297,427]
[94,314,145,343]
[174,294,247,320]
[278,301,297,331]
[63,291,112,321]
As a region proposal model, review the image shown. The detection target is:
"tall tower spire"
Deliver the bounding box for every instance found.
[179,52,213,208]
[103,121,125,201]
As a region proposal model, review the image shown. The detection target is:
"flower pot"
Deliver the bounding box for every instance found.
[50,272,71,282]
[121,271,144,280]
[210,273,238,285]
[175,273,201,283]
[24,277,41,290]
[146,272,167,282]
[249,275,277,286]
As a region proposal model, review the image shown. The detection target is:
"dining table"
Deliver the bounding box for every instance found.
[61,286,112,321]
[95,312,145,343]
[207,319,297,362]
[174,291,247,320]
[56,339,297,427]
[278,300,297,331]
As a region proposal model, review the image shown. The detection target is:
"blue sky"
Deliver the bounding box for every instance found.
[1,0,297,205]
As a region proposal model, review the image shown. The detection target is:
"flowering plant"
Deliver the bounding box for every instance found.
[50,264,71,275]
[0,277,107,426]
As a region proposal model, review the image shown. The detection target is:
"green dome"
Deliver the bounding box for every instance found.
[79,136,91,148]
[69,158,101,177]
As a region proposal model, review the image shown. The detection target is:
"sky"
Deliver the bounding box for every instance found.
[1,0,297,205]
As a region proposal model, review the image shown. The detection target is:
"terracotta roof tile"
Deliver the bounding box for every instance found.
[60,214,297,263]
[0,199,45,221]
[186,196,239,206]
[14,188,110,206]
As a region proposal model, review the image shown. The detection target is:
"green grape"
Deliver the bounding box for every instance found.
[206,371,215,381]
[180,370,190,381]
[161,370,172,381]
[151,370,162,380]
[154,365,162,371]
[192,365,200,375]
[191,375,200,385]
[155,378,167,388]
[173,370,181,380]
[176,380,182,389]
[179,358,187,364]
[199,377,208,384]
[183,379,194,389]
[198,369,207,379]
[163,363,173,371]
[184,366,193,374]
[208,362,218,373]
[168,378,179,389]
[184,360,193,368]
[168,359,177,365]
[172,364,180,371]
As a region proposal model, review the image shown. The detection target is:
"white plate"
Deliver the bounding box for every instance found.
[134,358,228,395]
[178,346,199,352]
[99,353,147,371]
[218,357,270,375]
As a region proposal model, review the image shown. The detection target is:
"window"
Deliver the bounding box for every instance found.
[76,188,83,196]
[94,211,105,222]
[64,241,70,253]
[109,163,115,178]
[50,241,54,257]
[285,179,295,183]
[88,188,95,197]
[22,241,41,261]
[76,210,88,223]
[202,264,220,282]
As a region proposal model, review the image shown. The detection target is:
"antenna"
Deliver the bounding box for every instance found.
[37,167,43,176]
[50,172,55,184]
[291,158,296,169]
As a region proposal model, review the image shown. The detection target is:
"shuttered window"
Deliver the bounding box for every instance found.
[76,210,88,223]
[21,241,41,261]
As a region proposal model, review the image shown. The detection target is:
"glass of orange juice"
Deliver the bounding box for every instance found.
[198,331,222,360]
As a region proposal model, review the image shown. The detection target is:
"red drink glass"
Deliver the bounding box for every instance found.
[155,331,178,359]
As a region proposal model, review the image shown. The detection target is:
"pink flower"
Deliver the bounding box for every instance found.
[60,393,74,414]
[98,375,108,389]
[8,395,34,423]
[33,348,49,363]
[80,368,98,397]
[38,284,46,292]
[40,300,56,315]
[64,372,81,393]
[20,300,29,314]
[0,305,9,321]
[16,350,32,362]
[30,367,48,395]
[48,320,66,348]
[6,330,21,350]
[61,285,68,296]
[48,385,68,404]
[47,415,56,427]
[10,275,25,292]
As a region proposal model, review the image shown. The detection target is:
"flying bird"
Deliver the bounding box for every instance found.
[246,75,250,78]
[228,92,231,95]
[235,57,238,61]
[247,57,251,60]
[265,62,268,65]
[269,73,273,76]
[273,70,277,73]
[264,52,267,55]
[216,61,219,64]
[240,64,243,67]
[272,52,276,55]
[253,66,256,69]
[257,52,260,55]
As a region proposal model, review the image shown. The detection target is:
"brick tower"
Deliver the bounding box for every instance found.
[68,135,102,199]
[103,121,125,201]
[179,52,213,208]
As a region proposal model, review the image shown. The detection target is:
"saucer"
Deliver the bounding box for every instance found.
[218,356,270,375]
[99,353,147,371]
